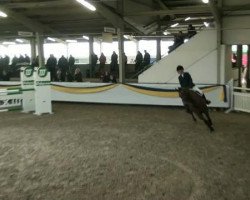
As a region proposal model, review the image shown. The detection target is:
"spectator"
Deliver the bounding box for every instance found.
[3,55,10,67]
[74,68,83,82]
[91,53,98,77]
[135,51,143,71]
[99,53,106,76]
[110,74,117,83]
[46,54,57,81]
[232,53,237,68]
[168,31,184,53]
[143,50,151,67]
[110,51,118,75]
[31,56,39,68]
[11,55,18,68]
[68,55,75,74]
[102,71,110,83]
[187,24,197,38]
[58,55,68,81]
[18,55,25,64]
[24,54,31,64]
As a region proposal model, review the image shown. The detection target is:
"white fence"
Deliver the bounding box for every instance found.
[233,87,250,113]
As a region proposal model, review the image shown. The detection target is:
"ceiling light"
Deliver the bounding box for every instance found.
[204,22,209,27]
[82,35,89,40]
[202,0,209,3]
[15,39,24,43]
[2,42,15,45]
[0,11,7,18]
[66,39,77,43]
[123,35,129,39]
[47,37,56,42]
[171,23,179,28]
[76,0,96,11]
[185,17,191,21]
[163,31,170,35]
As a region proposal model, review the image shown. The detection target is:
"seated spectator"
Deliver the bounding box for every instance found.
[66,71,74,82]
[110,74,117,83]
[187,24,197,38]
[102,71,111,83]
[74,68,83,82]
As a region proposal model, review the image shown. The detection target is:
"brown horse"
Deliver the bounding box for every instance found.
[178,88,214,132]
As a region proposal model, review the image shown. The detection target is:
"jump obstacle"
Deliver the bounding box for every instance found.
[0,67,52,115]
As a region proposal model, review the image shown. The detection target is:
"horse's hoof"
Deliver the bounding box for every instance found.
[210,127,215,133]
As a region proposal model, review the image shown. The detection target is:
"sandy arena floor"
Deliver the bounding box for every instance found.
[0,103,249,200]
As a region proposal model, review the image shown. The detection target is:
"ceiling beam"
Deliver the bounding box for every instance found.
[125,6,211,16]
[5,0,71,9]
[0,5,62,34]
[90,2,147,35]
[153,0,175,19]
[208,0,221,25]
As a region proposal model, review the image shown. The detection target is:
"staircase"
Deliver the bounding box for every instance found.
[138,29,218,84]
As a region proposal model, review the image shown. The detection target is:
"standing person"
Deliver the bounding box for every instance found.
[187,24,197,38]
[176,65,210,105]
[31,56,39,68]
[169,31,185,53]
[3,55,10,67]
[91,53,98,77]
[24,54,31,64]
[99,53,106,76]
[122,52,128,75]
[18,55,25,64]
[135,51,143,72]
[58,55,68,81]
[46,54,57,81]
[68,55,75,75]
[143,50,151,67]
[11,55,19,72]
[110,51,118,75]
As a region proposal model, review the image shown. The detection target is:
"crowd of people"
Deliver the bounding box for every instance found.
[1,26,197,82]
[0,50,152,82]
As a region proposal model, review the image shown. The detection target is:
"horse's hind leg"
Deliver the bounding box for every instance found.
[199,113,214,132]
[190,112,197,122]
[205,112,213,126]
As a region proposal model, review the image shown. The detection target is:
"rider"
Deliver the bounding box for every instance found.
[176,65,211,105]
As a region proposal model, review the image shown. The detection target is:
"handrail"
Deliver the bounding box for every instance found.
[233,87,250,91]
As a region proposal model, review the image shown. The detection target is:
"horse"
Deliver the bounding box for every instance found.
[178,88,215,132]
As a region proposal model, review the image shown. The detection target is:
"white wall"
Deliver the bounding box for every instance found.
[139,29,218,84]
[222,16,250,44]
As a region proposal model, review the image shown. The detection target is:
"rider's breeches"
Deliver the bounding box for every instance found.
[191,85,203,95]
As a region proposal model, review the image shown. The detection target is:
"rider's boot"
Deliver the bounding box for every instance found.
[202,94,211,105]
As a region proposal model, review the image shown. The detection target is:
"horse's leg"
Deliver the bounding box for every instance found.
[198,113,214,132]
[190,112,197,122]
[204,112,213,126]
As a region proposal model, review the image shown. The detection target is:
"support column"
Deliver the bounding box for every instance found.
[247,45,250,87]
[217,24,222,84]
[36,32,45,68]
[236,45,242,87]
[136,40,139,53]
[89,36,94,77]
[30,37,36,63]
[118,29,125,83]
[156,17,161,61]
[117,0,125,83]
